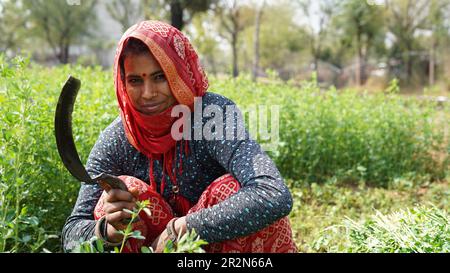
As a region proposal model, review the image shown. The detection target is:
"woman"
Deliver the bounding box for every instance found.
[62,20,297,253]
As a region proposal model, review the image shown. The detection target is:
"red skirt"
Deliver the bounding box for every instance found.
[94,174,298,253]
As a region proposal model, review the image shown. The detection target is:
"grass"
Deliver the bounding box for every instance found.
[289,178,450,252]
[344,205,449,253]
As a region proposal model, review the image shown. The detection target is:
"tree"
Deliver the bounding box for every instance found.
[337,0,385,85]
[141,0,217,30]
[385,0,431,83]
[424,0,450,86]
[255,1,307,80]
[188,12,222,75]
[106,0,144,32]
[170,0,218,30]
[23,0,97,64]
[141,0,170,23]
[0,0,29,55]
[295,0,339,81]
[252,0,265,82]
[216,0,253,78]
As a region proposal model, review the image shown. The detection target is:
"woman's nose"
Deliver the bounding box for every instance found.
[141,81,157,99]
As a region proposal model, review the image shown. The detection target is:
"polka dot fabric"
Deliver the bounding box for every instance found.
[61,92,294,252]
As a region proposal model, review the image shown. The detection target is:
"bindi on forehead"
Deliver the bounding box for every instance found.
[142,73,147,77]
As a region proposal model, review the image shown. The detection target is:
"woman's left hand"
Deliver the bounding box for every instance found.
[151,216,187,253]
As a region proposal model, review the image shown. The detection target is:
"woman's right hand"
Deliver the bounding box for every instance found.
[101,187,139,243]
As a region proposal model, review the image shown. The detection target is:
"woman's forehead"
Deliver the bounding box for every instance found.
[124,53,163,76]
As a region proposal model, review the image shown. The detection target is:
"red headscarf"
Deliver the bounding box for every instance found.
[113,20,209,215]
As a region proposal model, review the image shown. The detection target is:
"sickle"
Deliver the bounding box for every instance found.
[54,76,128,191]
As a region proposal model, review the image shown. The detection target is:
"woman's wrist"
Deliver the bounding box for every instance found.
[106,224,124,244]
[95,216,123,246]
[166,217,179,243]
[174,216,187,236]
[165,216,187,244]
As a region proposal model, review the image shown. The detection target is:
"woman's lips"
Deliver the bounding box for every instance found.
[141,102,162,113]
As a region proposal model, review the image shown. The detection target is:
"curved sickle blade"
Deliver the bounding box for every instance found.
[54,76,94,184]
[54,76,128,192]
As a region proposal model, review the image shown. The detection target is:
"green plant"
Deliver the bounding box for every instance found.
[384,78,400,94]
[1,55,118,252]
[343,205,450,253]
[163,229,208,253]
[72,200,207,253]
[117,200,151,253]
[289,179,450,252]
[0,56,54,252]
[211,75,447,186]
[72,236,106,254]
[73,200,150,253]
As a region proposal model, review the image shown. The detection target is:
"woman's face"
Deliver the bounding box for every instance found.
[124,53,176,115]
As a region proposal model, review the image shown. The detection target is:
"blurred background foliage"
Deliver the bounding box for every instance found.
[1,0,450,92]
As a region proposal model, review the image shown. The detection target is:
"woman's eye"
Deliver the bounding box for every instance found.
[128,78,142,84]
[154,74,166,81]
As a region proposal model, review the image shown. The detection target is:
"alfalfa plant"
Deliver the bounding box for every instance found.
[72,200,207,253]
[343,204,450,253]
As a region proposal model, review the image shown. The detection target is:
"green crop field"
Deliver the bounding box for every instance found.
[0,56,448,253]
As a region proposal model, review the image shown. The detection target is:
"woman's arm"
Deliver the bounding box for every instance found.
[61,117,126,252]
[185,94,293,244]
[61,183,102,252]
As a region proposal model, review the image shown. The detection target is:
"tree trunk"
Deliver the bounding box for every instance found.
[311,38,320,81]
[58,40,70,64]
[232,32,239,78]
[355,33,362,86]
[361,53,368,85]
[406,56,412,83]
[62,45,70,64]
[252,2,264,82]
[208,56,217,76]
[170,0,184,30]
[313,54,319,81]
[405,42,413,83]
[429,37,436,86]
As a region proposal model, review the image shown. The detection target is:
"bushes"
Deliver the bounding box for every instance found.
[0,56,117,252]
[212,75,447,186]
[0,56,55,252]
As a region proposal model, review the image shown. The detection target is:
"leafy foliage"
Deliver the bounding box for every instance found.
[23,0,98,63]
[73,228,207,254]
[0,56,116,252]
[163,229,208,253]
[290,179,450,252]
[344,205,450,253]
[212,74,448,186]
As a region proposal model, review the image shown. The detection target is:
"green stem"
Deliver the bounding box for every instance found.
[13,101,26,252]
[118,202,145,253]
[13,83,30,252]
[0,197,8,252]
[119,223,133,253]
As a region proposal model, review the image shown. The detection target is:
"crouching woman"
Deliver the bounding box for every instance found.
[62,20,297,253]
